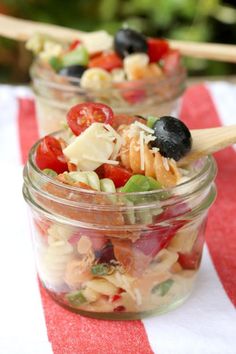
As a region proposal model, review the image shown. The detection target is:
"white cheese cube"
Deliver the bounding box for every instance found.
[63,123,115,171]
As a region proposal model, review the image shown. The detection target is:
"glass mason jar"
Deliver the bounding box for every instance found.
[23,132,217,320]
[30,60,186,136]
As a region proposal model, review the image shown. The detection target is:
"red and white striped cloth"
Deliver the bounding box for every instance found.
[0,83,235,354]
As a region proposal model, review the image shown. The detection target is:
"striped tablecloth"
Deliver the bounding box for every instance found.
[0,82,235,354]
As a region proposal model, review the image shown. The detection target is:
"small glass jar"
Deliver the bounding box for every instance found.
[30,60,186,136]
[23,132,217,320]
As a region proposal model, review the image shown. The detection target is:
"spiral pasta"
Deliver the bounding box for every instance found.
[118,125,181,187]
[47,223,73,245]
[39,240,74,287]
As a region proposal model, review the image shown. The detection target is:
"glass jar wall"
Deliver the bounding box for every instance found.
[23,134,216,319]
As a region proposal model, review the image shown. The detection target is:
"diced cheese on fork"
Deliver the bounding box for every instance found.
[63,123,117,171]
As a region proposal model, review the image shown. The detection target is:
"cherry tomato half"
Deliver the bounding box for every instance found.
[147,38,169,63]
[35,135,68,174]
[97,164,132,188]
[88,51,123,72]
[67,102,114,136]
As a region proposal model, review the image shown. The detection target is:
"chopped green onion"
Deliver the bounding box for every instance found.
[84,171,100,191]
[68,171,88,184]
[66,290,87,306]
[100,178,116,193]
[91,263,110,276]
[43,168,58,177]
[151,279,174,296]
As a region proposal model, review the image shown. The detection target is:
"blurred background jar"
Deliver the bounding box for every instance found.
[30,55,186,135]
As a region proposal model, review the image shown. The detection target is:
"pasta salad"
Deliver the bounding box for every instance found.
[25,102,215,318]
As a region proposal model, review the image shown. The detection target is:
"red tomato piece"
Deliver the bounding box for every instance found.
[111,294,121,302]
[67,102,114,136]
[178,220,205,270]
[69,39,82,51]
[122,88,146,104]
[117,81,146,104]
[178,251,201,270]
[162,49,181,74]
[113,305,126,312]
[98,164,133,188]
[88,51,123,72]
[134,220,186,258]
[147,38,169,63]
[35,136,68,174]
[155,202,191,223]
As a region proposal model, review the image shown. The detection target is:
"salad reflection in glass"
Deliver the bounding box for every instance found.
[28,28,186,135]
[23,102,217,319]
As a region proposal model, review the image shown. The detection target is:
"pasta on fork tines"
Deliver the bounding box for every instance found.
[118,124,181,187]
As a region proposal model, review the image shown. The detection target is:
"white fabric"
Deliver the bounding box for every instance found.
[206,81,236,127]
[0,86,53,354]
[142,82,236,354]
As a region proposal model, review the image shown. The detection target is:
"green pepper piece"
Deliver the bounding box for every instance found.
[151,279,174,296]
[121,175,162,193]
[91,263,110,276]
[61,46,89,67]
[146,176,162,190]
[42,168,58,177]
[66,290,87,306]
[49,56,62,71]
[147,116,158,128]
[121,175,151,193]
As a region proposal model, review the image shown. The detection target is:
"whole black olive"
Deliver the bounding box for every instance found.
[59,64,87,78]
[114,28,148,58]
[151,116,192,161]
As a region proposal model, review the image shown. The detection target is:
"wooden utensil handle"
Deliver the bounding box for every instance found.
[169,39,236,63]
[1,14,236,62]
[0,14,113,54]
[178,125,236,166]
[0,14,82,41]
